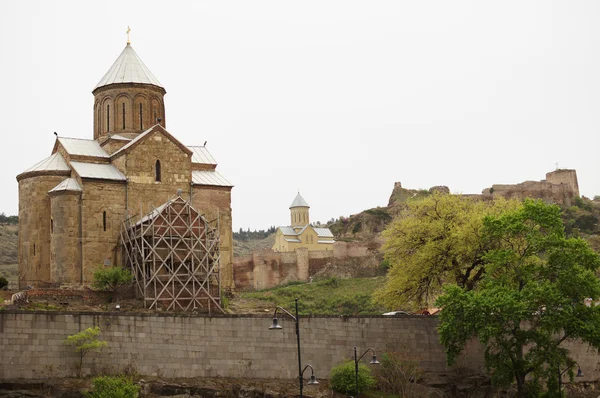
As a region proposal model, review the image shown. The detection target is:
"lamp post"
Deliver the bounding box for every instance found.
[558,362,584,397]
[269,298,319,398]
[354,347,380,397]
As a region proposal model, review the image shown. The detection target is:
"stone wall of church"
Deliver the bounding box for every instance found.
[18,175,68,287]
[93,84,166,141]
[81,180,127,283]
[50,191,81,284]
[191,186,234,290]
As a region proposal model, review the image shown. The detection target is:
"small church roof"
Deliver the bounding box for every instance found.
[314,228,334,238]
[94,44,163,90]
[290,192,310,208]
[71,162,126,181]
[111,125,193,160]
[279,226,298,236]
[58,137,110,158]
[192,170,233,187]
[23,152,70,173]
[189,146,217,165]
[49,178,83,193]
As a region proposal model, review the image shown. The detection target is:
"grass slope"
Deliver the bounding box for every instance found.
[237,276,386,315]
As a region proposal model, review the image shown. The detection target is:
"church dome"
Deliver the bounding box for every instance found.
[94,43,163,90]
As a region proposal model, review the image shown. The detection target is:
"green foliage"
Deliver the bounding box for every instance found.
[93,266,133,302]
[241,277,386,315]
[375,192,521,309]
[64,326,107,377]
[437,199,600,397]
[377,352,420,397]
[0,276,8,289]
[330,360,376,395]
[0,213,18,225]
[87,375,139,398]
[364,208,392,222]
[234,226,276,241]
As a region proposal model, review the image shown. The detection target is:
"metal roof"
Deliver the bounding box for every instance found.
[290,192,310,208]
[189,146,217,165]
[23,152,70,173]
[314,228,334,238]
[284,238,302,243]
[317,240,335,244]
[70,162,126,181]
[48,178,82,193]
[109,134,132,141]
[278,226,298,236]
[58,137,110,158]
[110,126,154,157]
[95,44,163,90]
[191,170,233,187]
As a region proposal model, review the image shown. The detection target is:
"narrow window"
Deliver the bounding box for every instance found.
[106,104,110,132]
[139,103,143,130]
[103,211,107,231]
[51,218,54,234]
[33,243,36,256]
[154,110,157,125]
[122,103,126,130]
[155,160,161,182]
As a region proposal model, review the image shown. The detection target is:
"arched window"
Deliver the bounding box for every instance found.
[103,211,107,231]
[139,103,143,130]
[155,160,161,182]
[122,102,126,130]
[106,104,110,132]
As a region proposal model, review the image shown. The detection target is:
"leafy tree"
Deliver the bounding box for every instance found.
[0,276,8,289]
[87,375,139,398]
[64,326,108,377]
[437,200,600,397]
[93,266,133,302]
[330,360,376,395]
[375,192,519,309]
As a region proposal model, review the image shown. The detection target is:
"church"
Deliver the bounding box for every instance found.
[272,193,335,252]
[16,38,234,291]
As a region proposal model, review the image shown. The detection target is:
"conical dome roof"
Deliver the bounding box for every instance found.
[94,44,162,90]
[289,192,310,208]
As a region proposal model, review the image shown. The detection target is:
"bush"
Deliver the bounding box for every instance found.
[0,276,8,289]
[93,266,133,302]
[87,375,139,398]
[330,360,376,395]
[376,352,420,397]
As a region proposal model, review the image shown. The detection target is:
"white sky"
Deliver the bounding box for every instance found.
[1,1,600,230]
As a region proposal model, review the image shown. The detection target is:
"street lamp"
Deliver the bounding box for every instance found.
[558,362,583,397]
[269,298,318,398]
[354,347,380,397]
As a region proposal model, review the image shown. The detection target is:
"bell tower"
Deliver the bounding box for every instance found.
[92,38,166,141]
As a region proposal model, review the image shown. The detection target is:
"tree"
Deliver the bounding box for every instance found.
[93,266,133,302]
[375,192,519,309]
[330,360,376,395]
[437,200,600,397]
[87,375,140,398]
[64,326,108,377]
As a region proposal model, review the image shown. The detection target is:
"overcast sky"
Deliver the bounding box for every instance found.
[1,1,600,230]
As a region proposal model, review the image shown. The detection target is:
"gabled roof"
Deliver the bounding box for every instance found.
[49,178,82,193]
[314,228,334,238]
[189,146,217,165]
[290,192,310,208]
[22,152,70,173]
[277,225,335,241]
[192,170,233,187]
[111,124,193,160]
[55,137,110,158]
[70,162,126,181]
[279,226,298,236]
[94,44,163,90]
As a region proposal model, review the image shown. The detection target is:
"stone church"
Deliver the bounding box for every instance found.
[17,40,234,290]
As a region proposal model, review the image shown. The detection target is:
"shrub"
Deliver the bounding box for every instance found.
[87,375,139,398]
[64,326,107,377]
[93,266,133,302]
[0,276,8,289]
[376,352,420,397]
[330,360,376,395]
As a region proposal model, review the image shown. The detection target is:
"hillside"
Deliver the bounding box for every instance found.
[0,224,17,265]
[233,233,276,257]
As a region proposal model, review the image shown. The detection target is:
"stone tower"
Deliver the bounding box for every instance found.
[92,43,166,141]
[290,192,310,229]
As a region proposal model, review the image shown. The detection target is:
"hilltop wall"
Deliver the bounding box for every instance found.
[233,242,375,290]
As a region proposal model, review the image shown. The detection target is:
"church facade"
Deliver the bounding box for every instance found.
[272,193,335,252]
[17,41,234,289]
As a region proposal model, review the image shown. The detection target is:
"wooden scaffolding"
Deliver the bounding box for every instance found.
[121,196,223,313]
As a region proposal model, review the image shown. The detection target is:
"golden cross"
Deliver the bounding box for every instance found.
[126,26,131,44]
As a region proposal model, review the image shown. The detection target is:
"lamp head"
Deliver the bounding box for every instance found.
[370,354,380,365]
[308,375,319,385]
[576,367,584,378]
[269,317,283,330]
